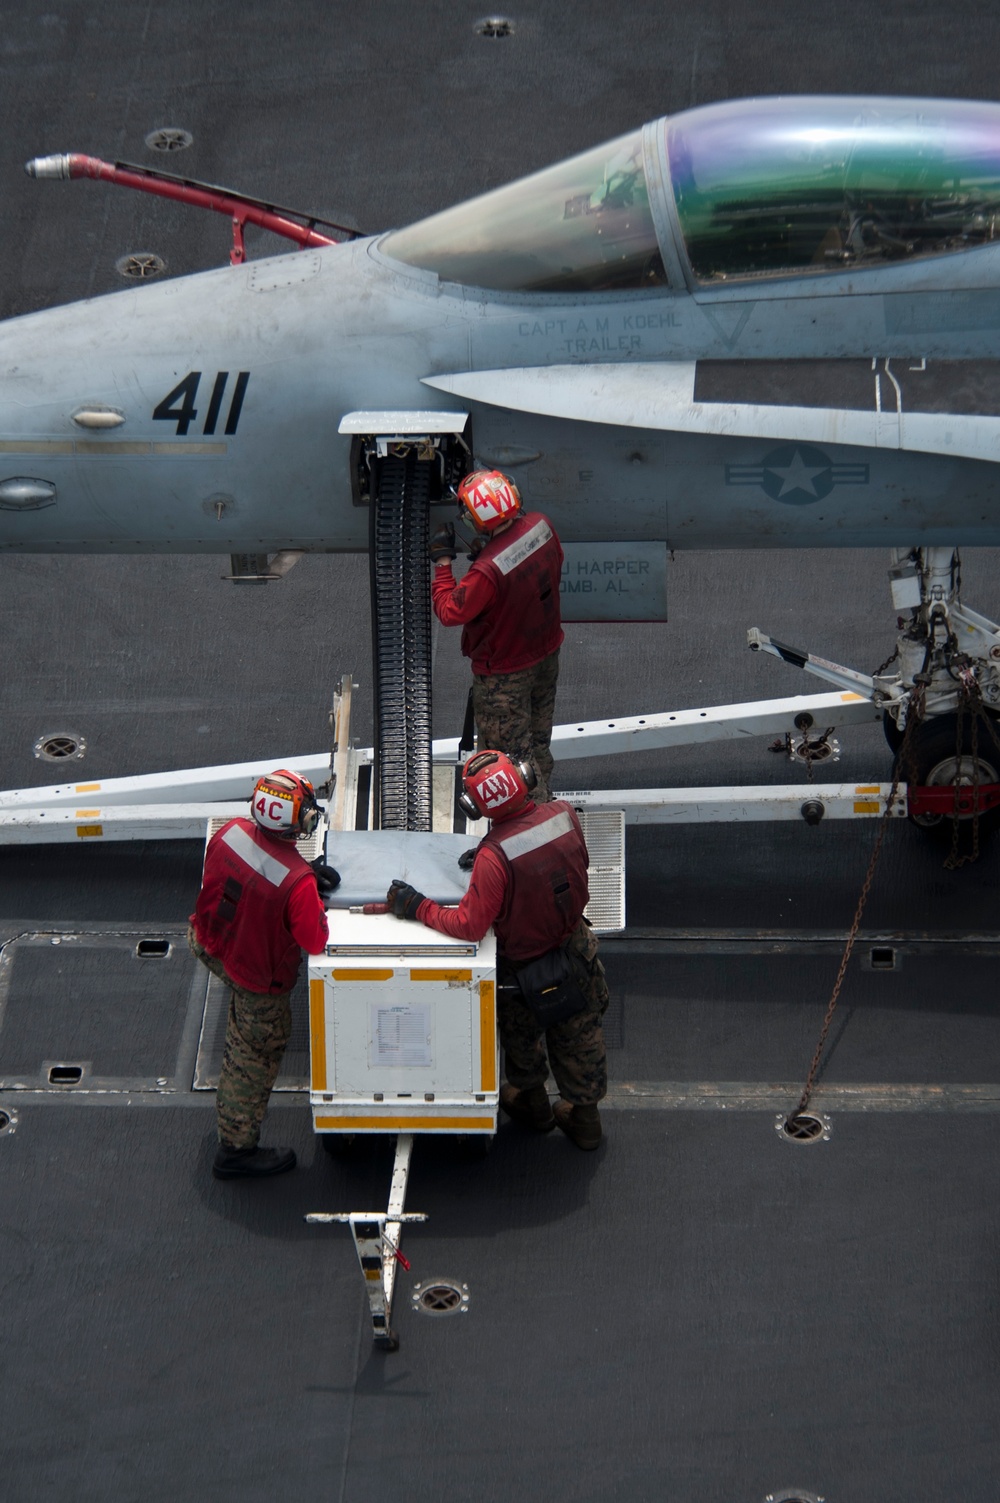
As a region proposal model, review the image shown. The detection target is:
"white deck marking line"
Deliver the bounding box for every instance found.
[8,1079,1000,1110]
[605,1081,1000,1111]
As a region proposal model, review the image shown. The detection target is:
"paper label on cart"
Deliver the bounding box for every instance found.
[369,1003,434,1068]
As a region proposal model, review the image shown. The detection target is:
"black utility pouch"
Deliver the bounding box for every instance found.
[515,944,589,1027]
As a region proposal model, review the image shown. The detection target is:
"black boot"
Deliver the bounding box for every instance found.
[213,1143,297,1179]
[553,1100,602,1150]
[500,1082,555,1132]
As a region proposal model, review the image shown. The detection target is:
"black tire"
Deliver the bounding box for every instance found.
[321,1132,356,1158]
[459,1132,495,1159]
[895,712,1000,830]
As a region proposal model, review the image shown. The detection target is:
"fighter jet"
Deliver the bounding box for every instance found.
[10,91,1000,548]
[8,93,1000,813]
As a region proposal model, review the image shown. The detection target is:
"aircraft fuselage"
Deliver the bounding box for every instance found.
[3,227,1000,553]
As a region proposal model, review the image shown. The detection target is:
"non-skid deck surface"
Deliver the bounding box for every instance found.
[4,0,1000,1498]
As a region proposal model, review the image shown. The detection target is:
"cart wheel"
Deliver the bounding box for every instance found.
[374,1329,400,1352]
[321,1133,356,1158]
[461,1132,495,1158]
[896,712,1000,830]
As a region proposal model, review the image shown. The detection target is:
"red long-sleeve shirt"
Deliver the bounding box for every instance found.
[286,877,329,955]
[431,512,563,675]
[431,561,498,628]
[415,844,509,942]
[414,799,588,964]
[191,817,329,992]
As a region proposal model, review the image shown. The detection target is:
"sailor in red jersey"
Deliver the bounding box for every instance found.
[430,469,563,801]
[385,751,609,1150]
[189,769,339,1179]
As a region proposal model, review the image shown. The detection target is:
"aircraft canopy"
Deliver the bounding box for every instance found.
[668,96,1000,281]
[382,128,668,294]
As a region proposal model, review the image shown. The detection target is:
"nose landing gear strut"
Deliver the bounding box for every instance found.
[750,544,1000,845]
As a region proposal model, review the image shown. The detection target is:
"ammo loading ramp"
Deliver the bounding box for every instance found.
[2,435,1000,1346]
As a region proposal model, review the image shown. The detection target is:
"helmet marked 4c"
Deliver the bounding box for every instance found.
[250,768,321,840]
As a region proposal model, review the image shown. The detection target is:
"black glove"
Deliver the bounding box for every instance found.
[457,847,477,872]
[311,859,341,896]
[429,522,457,564]
[466,533,487,560]
[387,879,426,920]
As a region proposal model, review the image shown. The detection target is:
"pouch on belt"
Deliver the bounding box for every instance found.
[514,942,589,1028]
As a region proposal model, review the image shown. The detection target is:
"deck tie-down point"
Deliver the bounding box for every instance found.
[411,1278,470,1316]
[775,1112,830,1144]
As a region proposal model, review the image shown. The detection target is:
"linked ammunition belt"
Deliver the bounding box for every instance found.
[370,453,433,831]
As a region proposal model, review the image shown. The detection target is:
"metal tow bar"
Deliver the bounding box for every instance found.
[306,1133,425,1352]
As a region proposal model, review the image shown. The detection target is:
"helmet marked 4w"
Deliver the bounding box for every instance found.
[250,768,322,840]
[456,469,522,535]
[459,750,536,821]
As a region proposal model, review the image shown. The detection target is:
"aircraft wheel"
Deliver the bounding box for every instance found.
[895,712,1000,830]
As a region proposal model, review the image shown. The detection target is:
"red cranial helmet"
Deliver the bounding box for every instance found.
[456,469,522,535]
[458,750,536,821]
[250,769,321,840]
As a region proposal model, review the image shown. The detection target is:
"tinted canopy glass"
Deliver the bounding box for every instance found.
[382,129,667,293]
[667,96,1000,281]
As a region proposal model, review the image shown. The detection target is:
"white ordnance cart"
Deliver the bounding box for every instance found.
[306,829,497,1351]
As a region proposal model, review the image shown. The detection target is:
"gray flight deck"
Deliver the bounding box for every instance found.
[3,5,1000,1500]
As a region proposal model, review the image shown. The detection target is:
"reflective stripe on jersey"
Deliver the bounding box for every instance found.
[497,808,575,862]
[481,799,590,960]
[491,518,552,577]
[222,823,291,887]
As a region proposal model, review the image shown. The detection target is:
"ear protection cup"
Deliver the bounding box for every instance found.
[458,787,482,820]
[459,751,497,819]
[298,797,321,837]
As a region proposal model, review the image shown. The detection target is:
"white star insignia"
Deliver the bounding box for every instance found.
[766,450,828,498]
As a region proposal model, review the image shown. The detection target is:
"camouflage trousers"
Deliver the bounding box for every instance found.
[498,918,609,1106]
[187,926,292,1150]
[473,649,560,802]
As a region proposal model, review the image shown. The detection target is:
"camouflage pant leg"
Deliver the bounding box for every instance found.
[545,919,609,1106]
[188,926,292,1150]
[498,919,609,1106]
[527,650,559,801]
[473,650,560,801]
[497,985,551,1094]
